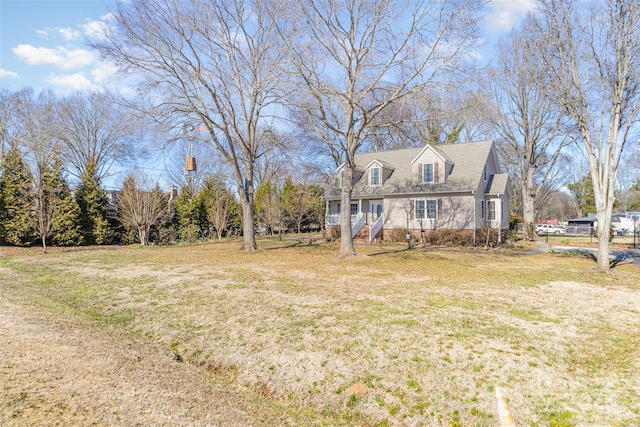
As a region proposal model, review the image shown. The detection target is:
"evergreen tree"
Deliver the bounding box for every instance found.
[281,178,325,234]
[75,161,112,245]
[0,143,35,246]
[568,174,619,217]
[173,185,205,242]
[568,175,596,217]
[49,157,83,246]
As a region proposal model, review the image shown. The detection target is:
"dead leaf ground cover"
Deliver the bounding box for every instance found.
[1,238,639,426]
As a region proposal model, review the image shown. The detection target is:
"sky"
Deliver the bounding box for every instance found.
[0,0,537,94]
[0,0,536,189]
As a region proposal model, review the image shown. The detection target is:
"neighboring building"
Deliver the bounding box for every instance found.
[566,213,597,234]
[323,140,513,244]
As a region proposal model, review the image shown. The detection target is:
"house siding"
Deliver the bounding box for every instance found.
[383,194,476,231]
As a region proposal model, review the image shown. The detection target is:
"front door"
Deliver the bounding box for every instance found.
[370,200,383,221]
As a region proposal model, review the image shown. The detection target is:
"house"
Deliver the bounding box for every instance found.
[323,140,513,244]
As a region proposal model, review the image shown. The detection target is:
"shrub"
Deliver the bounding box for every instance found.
[424,229,474,246]
[387,228,412,243]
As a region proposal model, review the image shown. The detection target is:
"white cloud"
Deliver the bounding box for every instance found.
[36,29,50,39]
[82,20,109,40]
[57,27,81,40]
[45,73,96,90]
[12,44,96,70]
[35,27,81,40]
[0,68,19,78]
[91,60,119,86]
[485,0,536,33]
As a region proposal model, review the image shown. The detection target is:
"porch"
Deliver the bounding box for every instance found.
[325,199,383,242]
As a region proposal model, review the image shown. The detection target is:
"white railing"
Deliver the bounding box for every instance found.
[369,214,384,242]
[351,214,364,238]
[326,213,365,238]
[325,214,341,226]
[326,213,363,226]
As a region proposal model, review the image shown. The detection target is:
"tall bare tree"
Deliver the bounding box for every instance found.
[201,176,239,240]
[53,91,139,181]
[0,88,24,157]
[117,173,167,245]
[487,18,573,239]
[281,0,483,257]
[97,0,289,251]
[14,90,61,252]
[533,0,640,270]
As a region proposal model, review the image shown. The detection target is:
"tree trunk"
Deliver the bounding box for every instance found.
[338,166,356,258]
[42,235,47,254]
[522,168,536,240]
[593,168,616,271]
[138,227,148,246]
[240,194,257,251]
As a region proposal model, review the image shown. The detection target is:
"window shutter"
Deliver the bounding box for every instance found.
[410,199,415,219]
[437,198,442,218]
[417,164,423,182]
[434,162,439,183]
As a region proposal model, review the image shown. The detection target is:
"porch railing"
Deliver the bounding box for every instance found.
[326,213,365,238]
[351,214,364,238]
[326,214,341,226]
[369,214,384,242]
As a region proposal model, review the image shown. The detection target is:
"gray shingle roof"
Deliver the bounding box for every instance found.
[486,173,511,195]
[325,140,496,199]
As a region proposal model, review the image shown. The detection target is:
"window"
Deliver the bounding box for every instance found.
[350,203,359,215]
[488,200,497,220]
[483,165,487,182]
[423,163,434,183]
[370,167,380,185]
[481,200,485,219]
[415,200,425,219]
[415,198,437,219]
[426,199,437,219]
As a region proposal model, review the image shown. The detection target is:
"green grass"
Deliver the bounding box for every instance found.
[1,237,639,425]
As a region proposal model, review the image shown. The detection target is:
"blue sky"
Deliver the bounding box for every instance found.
[1,0,536,94]
[0,0,537,189]
[0,0,117,93]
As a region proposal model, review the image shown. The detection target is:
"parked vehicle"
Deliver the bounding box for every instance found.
[536,224,566,234]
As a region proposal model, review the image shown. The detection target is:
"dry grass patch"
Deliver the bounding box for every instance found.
[1,238,639,426]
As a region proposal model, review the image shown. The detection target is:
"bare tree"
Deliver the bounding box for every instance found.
[117,173,167,245]
[281,0,483,257]
[53,91,140,181]
[97,0,289,251]
[204,179,238,240]
[486,19,575,239]
[16,90,60,252]
[534,0,640,270]
[0,88,25,157]
[254,179,282,235]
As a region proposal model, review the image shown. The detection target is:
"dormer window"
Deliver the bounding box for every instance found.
[423,163,434,183]
[370,166,380,186]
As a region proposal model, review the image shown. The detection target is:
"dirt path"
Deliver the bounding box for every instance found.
[0,295,285,426]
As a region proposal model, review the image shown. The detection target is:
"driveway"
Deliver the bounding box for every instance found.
[544,243,640,267]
